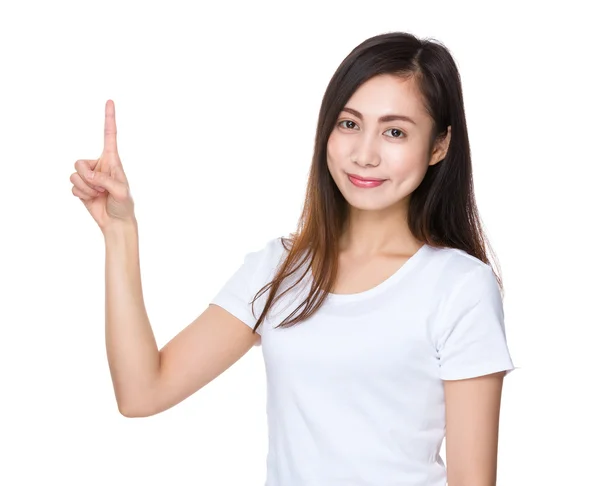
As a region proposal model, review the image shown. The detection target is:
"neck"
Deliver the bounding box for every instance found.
[339,205,422,257]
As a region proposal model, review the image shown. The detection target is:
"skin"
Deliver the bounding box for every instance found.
[71,102,261,419]
[327,73,505,485]
[327,73,450,256]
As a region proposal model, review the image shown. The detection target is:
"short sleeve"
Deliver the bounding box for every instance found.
[210,246,265,345]
[435,263,515,380]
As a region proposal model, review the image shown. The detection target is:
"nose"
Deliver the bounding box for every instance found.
[351,132,381,167]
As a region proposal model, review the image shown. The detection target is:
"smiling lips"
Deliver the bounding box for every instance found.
[347,173,386,188]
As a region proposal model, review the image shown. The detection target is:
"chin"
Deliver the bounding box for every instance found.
[341,194,394,212]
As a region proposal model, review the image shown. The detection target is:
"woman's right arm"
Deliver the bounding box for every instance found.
[72,100,259,418]
[103,219,260,418]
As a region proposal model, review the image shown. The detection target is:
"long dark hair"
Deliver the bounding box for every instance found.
[250,31,502,332]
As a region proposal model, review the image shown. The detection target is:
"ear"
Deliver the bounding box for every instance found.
[429,126,451,166]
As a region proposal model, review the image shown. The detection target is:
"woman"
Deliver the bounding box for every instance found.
[71,32,514,486]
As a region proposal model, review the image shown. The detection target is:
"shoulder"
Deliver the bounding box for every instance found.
[426,245,497,288]
[240,235,289,281]
[428,245,491,274]
[424,245,500,315]
[426,247,513,379]
[246,235,288,263]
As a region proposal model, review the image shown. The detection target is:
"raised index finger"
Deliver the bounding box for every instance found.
[103,99,118,155]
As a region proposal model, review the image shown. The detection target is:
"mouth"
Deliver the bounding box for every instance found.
[347,173,386,188]
[347,173,386,182]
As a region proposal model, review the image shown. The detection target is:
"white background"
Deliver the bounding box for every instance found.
[1,1,598,484]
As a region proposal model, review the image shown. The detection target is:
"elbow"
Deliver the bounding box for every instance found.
[119,406,141,418]
[118,403,143,418]
[117,399,155,418]
[115,380,166,417]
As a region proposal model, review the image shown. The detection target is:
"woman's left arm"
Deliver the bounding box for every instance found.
[444,371,506,486]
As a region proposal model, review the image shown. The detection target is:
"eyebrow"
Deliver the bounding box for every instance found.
[341,107,417,125]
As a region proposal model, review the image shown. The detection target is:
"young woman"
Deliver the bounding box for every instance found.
[71,32,514,486]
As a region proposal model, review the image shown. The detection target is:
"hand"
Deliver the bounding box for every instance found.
[71,100,135,232]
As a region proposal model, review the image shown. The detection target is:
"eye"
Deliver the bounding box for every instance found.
[338,120,358,130]
[384,128,405,139]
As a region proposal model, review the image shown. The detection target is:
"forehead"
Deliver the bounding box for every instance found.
[345,74,427,122]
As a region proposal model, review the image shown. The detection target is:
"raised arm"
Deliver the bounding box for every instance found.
[103,222,260,418]
[71,100,259,418]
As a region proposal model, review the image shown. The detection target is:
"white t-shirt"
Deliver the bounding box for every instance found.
[211,236,515,486]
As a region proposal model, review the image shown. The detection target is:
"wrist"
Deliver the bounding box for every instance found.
[102,218,138,242]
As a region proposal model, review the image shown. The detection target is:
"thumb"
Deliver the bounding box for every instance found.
[86,170,129,200]
[111,163,128,183]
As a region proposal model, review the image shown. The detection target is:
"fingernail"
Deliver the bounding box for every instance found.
[88,170,95,179]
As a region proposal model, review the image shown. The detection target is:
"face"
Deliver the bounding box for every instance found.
[326,74,450,213]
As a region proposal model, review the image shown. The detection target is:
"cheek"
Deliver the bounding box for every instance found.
[326,132,346,163]
[385,146,429,180]
[326,141,337,170]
